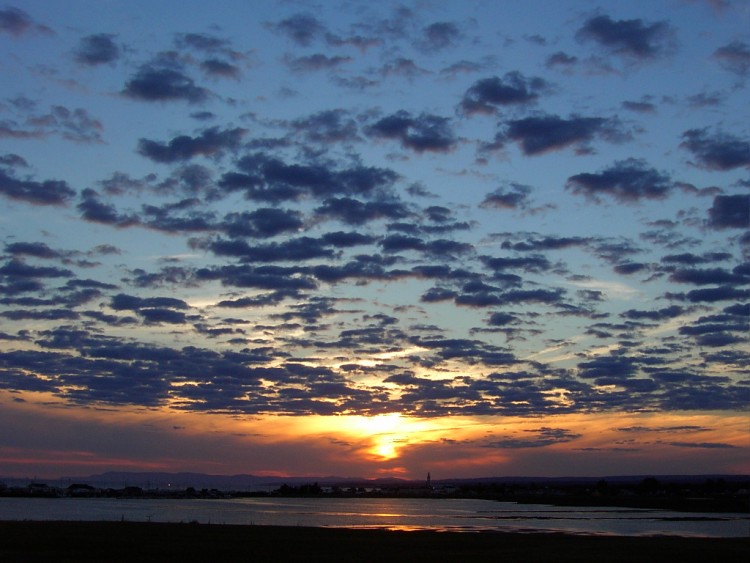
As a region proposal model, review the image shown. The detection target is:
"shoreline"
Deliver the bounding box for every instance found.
[1,521,748,562]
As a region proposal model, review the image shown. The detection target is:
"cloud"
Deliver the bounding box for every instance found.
[207,236,336,263]
[622,99,657,113]
[175,32,230,53]
[123,65,209,103]
[666,441,738,449]
[545,51,578,70]
[566,158,675,203]
[681,285,750,303]
[680,129,750,170]
[289,109,359,145]
[4,241,63,259]
[137,127,245,163]
[174,32,244,78]
[200,58,240,78]
[197,264,316,292]
[221,153,399,204]
[109,293,191,325]
[576,14,674,60]
[498,114,629,155]
[366,111,456,153]
[285,54,352,72]
[484,427,582,449]
[221,208,303,238]
[0,166,76,206]
[668,266,748,286]
[480,183,532,210]
[77,189,135,226]
[661,251,733,265]
[379,57,429,79]
[0,259,74,280]
[268,13,326,46]
[713,40,750,76]
[460,72,548,115]
[0,104,104,143]
[0,6,52,36]
[417,21,462,52]
[75,34,119,65]
[707,194,750,229]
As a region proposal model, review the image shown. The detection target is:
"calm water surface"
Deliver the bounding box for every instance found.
[1,497,747,537]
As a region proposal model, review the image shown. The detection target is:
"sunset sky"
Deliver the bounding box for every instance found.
[0,0,748,481]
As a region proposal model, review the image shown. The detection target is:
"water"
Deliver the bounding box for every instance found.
[0,497,747,537]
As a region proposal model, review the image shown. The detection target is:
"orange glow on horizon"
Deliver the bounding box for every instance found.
[2,389,748,480]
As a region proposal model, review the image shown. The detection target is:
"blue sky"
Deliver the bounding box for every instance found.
[0,0,748,479]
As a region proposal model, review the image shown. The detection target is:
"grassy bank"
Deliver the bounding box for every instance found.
[0,521,747,562]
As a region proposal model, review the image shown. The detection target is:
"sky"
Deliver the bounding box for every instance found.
[0,0,748,481]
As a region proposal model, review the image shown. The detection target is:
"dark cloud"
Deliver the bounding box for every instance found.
[680,129,750,170]
[666,441,738,449]
[614,262,648,275]
[545,51,578,69]
[622,99,657,113]
[707,194,749,229]
[484,427,582,449]
[289,110,359,145]
[1,308,79,321]
[4,241,62,259]
[480,254,552,274]
[0,259,73,280]
[576,14,674,60]
[123,65,209,103]
[417,21,461,52]
[0,6,51,36]
[460,72,548,115]
[77,188,137,226]
[110,293,189,312]
[0,167,76,206]
[175,32,229,53]
[682,285,750,303]
[75,34,119,65]
[0,104,104,144]
[487,312,518,326]
[285,54,352,72]
[497,233,592,253]
[566,158,675,203]
[366,111,456,153]
[379,57,429,79]
[622,305,684,321]
[197,264,316,292]
[207,236,335,263]
[661,252,732,265]
[498,114,627,155]
[222,208,303,238]
[686,91,725,108]
[578,354,638,380]
[222,153,399,204]
[669,266,749,286]
[200,58,240,78]
[480,183,532,210]
[713,40,750,76]
[0,153,28,167]
[268,13,326,46]
[137,127,245,163]
[315,197,410,224]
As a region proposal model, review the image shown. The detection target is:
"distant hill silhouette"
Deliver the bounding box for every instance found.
[9,471,745,492]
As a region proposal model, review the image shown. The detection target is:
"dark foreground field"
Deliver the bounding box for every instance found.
[0,521,747,563]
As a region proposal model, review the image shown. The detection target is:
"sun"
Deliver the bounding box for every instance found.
[373,440,398,460]
[353,413,406,461]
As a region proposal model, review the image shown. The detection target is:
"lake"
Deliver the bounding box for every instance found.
[0,497,747,537]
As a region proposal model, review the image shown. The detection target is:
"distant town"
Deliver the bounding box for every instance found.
[2,473,748,513]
